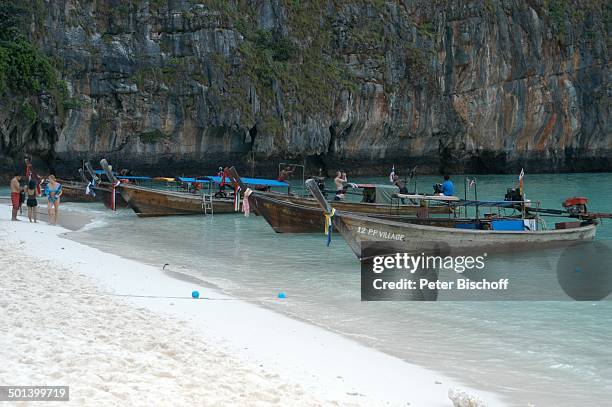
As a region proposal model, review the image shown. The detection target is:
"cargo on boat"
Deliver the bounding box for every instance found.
[304,179,599,259]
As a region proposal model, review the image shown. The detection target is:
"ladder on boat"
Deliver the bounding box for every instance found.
[202,194,213,215]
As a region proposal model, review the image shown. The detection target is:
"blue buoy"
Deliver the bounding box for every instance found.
[191,290,200,299]
[278,292,286,299]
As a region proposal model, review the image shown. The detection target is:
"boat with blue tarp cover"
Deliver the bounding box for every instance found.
[176,176,289,188]
[99,159,288,217]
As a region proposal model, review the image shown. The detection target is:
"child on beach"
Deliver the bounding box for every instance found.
[26,179,39,223]
[45,175,62,225]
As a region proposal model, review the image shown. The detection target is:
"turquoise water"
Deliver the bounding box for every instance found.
[59,173,612,405]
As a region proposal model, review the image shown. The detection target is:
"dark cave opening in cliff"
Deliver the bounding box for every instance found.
[248,125,257,150]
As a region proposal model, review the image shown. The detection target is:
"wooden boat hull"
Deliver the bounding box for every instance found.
[57,181,98,203]
[249,192,450,233]
[118,184,237,217]
[333,212,598,259]
[92,184,129,209]
[249,193,325,233]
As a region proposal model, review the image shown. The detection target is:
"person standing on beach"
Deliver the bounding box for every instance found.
[26,179,39,223]
[10,173,22,221]
[45,175,62,225]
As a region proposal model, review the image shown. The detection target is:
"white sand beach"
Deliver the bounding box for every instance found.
[0,207,504,406]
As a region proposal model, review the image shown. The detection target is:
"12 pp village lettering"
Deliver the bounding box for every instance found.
[357,226,405,241]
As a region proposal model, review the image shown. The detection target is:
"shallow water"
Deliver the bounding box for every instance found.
[63,173,612,406]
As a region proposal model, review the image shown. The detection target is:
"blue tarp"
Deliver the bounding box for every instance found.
[491,219,525,231]
[211,176,288,188]
[455,223,479,230]
[177,176,288,188]
[93,170,287,187]
[175,177,212,184]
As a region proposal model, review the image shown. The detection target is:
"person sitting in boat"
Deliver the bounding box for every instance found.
[277,166,294,182]
[416,199,429,218]
[392,175,408,194]
[334,171,347,201]
[441,175,454,196]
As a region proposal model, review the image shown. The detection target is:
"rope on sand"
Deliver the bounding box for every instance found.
[47,291,242,301]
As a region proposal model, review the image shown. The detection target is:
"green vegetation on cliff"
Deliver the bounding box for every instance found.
[0,2,57,95]
[0,0,79,128]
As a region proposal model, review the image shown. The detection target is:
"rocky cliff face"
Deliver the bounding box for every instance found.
[1,0,610,178]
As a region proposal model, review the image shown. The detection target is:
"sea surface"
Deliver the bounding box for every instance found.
[10,173,612,406]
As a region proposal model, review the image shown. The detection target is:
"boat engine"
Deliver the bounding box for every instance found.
[562,197,588,215]
[312,177,327,197]
[504,188,522,202]
[433,183,443,194]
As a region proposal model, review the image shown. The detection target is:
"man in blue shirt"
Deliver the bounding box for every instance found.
[441,175,454,196]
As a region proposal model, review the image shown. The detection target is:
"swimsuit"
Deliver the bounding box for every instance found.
[26,190,38,207]
[11,192,20,210]
[45,184,62,203]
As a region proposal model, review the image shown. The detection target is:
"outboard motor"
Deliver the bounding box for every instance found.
[433,183,443,194]
[314,177,327,198]
[563,197,588,215]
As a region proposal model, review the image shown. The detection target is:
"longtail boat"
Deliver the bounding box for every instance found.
[304,179,599,259]
[100,159,287,217]
[57,179,98,203]
[229,167,453,233]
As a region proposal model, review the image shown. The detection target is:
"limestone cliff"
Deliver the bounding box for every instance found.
[0,0,610,178]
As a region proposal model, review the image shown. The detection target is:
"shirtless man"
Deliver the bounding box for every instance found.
[277,166,294,182]
[10,173,22,221]
[334,171,347,201]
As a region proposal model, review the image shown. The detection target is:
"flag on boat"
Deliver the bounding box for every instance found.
[518,168,524,196]
[324,208,336,247]
[389,165,395,182]
[85,182,96,197]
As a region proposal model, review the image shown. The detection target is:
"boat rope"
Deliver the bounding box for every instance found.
[324,208,336,247]
[41,291,244,301]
